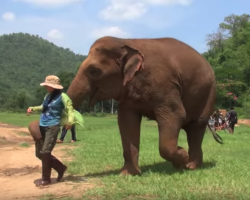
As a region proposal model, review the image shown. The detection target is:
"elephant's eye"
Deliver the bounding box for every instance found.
[89,66,102,78]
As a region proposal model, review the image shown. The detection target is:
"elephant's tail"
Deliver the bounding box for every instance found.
[207,122,224,144]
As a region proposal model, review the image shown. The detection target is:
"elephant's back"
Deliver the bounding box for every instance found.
[126,37,216,117]
[126,37,214,75]
[126,37,215,89]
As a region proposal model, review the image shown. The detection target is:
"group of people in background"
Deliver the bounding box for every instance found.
[212,107,238,134]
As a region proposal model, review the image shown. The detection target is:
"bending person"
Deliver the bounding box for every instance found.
[57,125,77,143]
[57,109,80,143]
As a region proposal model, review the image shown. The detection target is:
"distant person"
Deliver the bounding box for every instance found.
[57,125,76,143]
[27,75,83,187]
[212,109,220,127]
[227,107,238,134]
[57,108,80,143]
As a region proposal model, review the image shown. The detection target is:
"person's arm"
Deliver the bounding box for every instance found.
[28,93,48,112]
[61,93,74,126]
[29,105,43,112]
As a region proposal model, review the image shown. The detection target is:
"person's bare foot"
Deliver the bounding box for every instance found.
[70,140,75,143]
[56,140,63,143]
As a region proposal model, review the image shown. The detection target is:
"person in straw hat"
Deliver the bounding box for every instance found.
[27,75,84,187]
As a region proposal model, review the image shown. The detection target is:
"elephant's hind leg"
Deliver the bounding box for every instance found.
[156,106,189,170]
[118,106,142,176]
[183,121,206,170]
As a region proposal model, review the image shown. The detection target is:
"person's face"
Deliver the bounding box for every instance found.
[45,86,54,93]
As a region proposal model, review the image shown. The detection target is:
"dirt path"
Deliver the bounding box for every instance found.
[0,123,95,200]
[238,119,250,126]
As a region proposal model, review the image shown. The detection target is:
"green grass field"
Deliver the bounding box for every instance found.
[0,113,250,200]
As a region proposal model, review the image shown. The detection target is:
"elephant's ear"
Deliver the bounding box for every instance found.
[120,45,144,86]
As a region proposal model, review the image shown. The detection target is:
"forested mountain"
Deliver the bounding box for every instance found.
[1,13,250,118]
[0,33,86,108]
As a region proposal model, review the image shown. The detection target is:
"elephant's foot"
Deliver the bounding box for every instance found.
[185,150,203,170]
[120,164,141,176]
[171,146,189,170]
[185,161,202,170]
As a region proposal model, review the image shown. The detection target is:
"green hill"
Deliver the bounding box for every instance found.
[0,32,87,107]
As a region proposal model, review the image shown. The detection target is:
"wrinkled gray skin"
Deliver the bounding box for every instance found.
[67,36,218,176]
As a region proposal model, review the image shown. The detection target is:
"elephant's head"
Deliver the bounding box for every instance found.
[67,37,144,108]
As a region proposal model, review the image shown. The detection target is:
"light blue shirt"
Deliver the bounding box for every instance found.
[39,94,65,127]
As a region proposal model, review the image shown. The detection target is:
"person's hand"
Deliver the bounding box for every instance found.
[27,107,32,116]
[65,125,72,130]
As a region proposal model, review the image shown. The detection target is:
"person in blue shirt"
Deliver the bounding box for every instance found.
[27,75,83,187]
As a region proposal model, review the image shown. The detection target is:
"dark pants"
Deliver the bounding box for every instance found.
[35,124,66,183]
[36,124,60,158]
[229,122,236,134]
[59,125,76,141]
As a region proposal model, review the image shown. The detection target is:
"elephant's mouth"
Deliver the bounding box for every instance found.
[89,87,98,107]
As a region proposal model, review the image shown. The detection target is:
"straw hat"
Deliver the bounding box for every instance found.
[40,75,63,89]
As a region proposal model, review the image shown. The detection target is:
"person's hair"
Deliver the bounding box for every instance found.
[42,89,62,113]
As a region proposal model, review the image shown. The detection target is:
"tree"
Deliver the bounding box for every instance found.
[206,27,227,53]
[57,71,76,92]
[219,14,250,36]
[203,13,250,110]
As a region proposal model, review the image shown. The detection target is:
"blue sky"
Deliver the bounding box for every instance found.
[0,0,249,55]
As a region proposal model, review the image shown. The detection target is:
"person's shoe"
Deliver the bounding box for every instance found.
[56,140,63,143]
[57,165,68,182]
[51,155,68,182]
[35,179,51,187]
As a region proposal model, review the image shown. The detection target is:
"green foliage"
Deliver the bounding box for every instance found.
[204,13,250,114]
[0,32,86,110]
[0,32,119,114]
[57,71,76,93]
[19,142,30,147]
[83,112,108,117]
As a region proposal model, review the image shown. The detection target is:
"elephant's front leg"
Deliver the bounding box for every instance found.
[156,106,189,169]
[118,106,142,176]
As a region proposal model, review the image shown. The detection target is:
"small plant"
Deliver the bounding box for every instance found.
[19,142,30,147]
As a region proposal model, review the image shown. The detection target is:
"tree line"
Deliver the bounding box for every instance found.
[1,13,250,117]
[202,13,250,117]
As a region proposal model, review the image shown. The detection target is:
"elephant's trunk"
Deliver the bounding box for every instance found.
[67,75,90,109]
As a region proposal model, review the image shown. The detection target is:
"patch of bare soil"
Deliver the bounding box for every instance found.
[238,119,250,126]
[0,123,95,200]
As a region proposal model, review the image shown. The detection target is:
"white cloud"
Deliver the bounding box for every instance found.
[144,0,192,6]
[2,12,16,21]
[100,0,192,21]
[13,0,84,7]
[47,29,64,39]
[100,1,147,21]
[91,26,130,39]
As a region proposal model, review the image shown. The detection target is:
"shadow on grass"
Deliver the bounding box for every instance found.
[83,161,216,178]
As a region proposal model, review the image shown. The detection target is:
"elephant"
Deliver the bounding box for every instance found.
[66,36,223,176]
